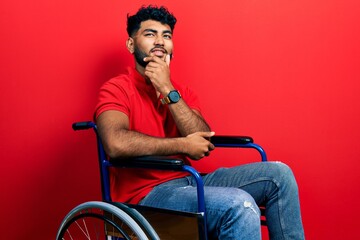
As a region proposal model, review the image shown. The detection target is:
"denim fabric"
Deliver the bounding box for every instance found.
[139,161,305,240]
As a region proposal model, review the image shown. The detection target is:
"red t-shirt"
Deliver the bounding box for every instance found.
[94,67,202,204]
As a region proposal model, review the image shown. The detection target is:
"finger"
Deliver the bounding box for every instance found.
[165,54,171,66]
[144,56,163,63]
[143,56,157,63]
[144,71,153,79]
[197,131,216,137]
[144,65,157,72]
[208,143,215,151]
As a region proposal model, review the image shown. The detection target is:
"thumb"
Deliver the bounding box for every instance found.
[199,131,216,138]
[165,54,171,66]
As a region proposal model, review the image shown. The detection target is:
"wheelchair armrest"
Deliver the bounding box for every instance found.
[211,135,267,162]
[211,135,253,145]
[109,156,185,171]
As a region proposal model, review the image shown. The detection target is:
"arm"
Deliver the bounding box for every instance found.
[144,55,211,136]
[96,110,215,160]
[168,100,211,136]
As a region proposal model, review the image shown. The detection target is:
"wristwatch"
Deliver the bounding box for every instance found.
[160,90,182,104]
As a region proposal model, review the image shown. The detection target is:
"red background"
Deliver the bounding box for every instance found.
[1,0,359,239]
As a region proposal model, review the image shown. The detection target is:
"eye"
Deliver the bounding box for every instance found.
[163,34,172,40]
[144,33,155,37]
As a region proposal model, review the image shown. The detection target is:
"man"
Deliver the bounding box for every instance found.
[95,5,305,239]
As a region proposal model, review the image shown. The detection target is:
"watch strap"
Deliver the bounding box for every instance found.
[160,96,171,104]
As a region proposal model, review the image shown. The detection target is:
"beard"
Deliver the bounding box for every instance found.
[134,46,148,68]
[133,45,172,68]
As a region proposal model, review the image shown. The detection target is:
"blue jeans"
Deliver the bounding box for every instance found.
[139,161,305,240]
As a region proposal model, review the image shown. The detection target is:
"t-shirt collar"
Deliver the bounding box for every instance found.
[127,67,163,105]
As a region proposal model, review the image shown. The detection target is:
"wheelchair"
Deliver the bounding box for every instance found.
[57,121,268,240]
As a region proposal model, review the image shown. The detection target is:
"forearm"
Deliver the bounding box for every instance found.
[142,55,210,135]
[168,99,211,136]
[102,128,186,159]
[97,110,215,160]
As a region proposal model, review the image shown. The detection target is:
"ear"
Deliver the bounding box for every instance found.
[126,37,135,54]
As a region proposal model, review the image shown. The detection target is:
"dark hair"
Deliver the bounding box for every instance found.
[127,5,177,37]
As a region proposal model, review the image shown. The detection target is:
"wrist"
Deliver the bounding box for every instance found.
[159,85,174,96]
[178,137,188,155]
[160,89,182,105]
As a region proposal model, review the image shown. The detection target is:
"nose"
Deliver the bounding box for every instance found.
[154,36,164,46]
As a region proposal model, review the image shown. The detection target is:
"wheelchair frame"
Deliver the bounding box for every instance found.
[56,121,267,240]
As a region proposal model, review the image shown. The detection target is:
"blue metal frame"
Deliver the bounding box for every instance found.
[182,165,207,236]
[73,121,268,240]
[213,142,267,162]
[73,121,113,202]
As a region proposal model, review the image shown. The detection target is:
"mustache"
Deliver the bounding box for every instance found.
[150,45,168,54]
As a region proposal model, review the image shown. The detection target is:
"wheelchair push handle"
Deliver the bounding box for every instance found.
[72,121,96,131]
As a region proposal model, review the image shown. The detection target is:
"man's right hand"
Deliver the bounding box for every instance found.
[143,55,173,96]
[184,132,215,160]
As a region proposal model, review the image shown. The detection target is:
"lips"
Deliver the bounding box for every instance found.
[151,48,167,57]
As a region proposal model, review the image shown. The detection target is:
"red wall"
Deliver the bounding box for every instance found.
[1,0,359,239]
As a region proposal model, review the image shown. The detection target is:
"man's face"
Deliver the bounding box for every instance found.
[130,20,174,68]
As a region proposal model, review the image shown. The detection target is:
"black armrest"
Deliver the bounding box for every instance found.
[211,135,253,145]
[108,136,255,170]
[109,156,185,171]
[72,121,95,130]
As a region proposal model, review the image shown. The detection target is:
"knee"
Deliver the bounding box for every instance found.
[270,162,299,193]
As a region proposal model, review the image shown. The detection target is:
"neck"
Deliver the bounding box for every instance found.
[135,62,145,76]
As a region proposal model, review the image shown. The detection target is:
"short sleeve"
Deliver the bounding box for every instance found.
[94,76,131,120]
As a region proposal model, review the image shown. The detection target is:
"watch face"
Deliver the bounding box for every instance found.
[169,91,181,103]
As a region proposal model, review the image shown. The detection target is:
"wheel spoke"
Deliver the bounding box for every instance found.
[57,202,155,240]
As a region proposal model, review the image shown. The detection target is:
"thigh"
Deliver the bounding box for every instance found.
[139,177,198,212]
[202,161,293,205]
[140,178,257,213]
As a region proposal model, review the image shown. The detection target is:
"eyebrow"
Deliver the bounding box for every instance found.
[142,28,173,35]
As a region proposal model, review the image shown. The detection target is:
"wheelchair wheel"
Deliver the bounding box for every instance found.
[57,201,159,240]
